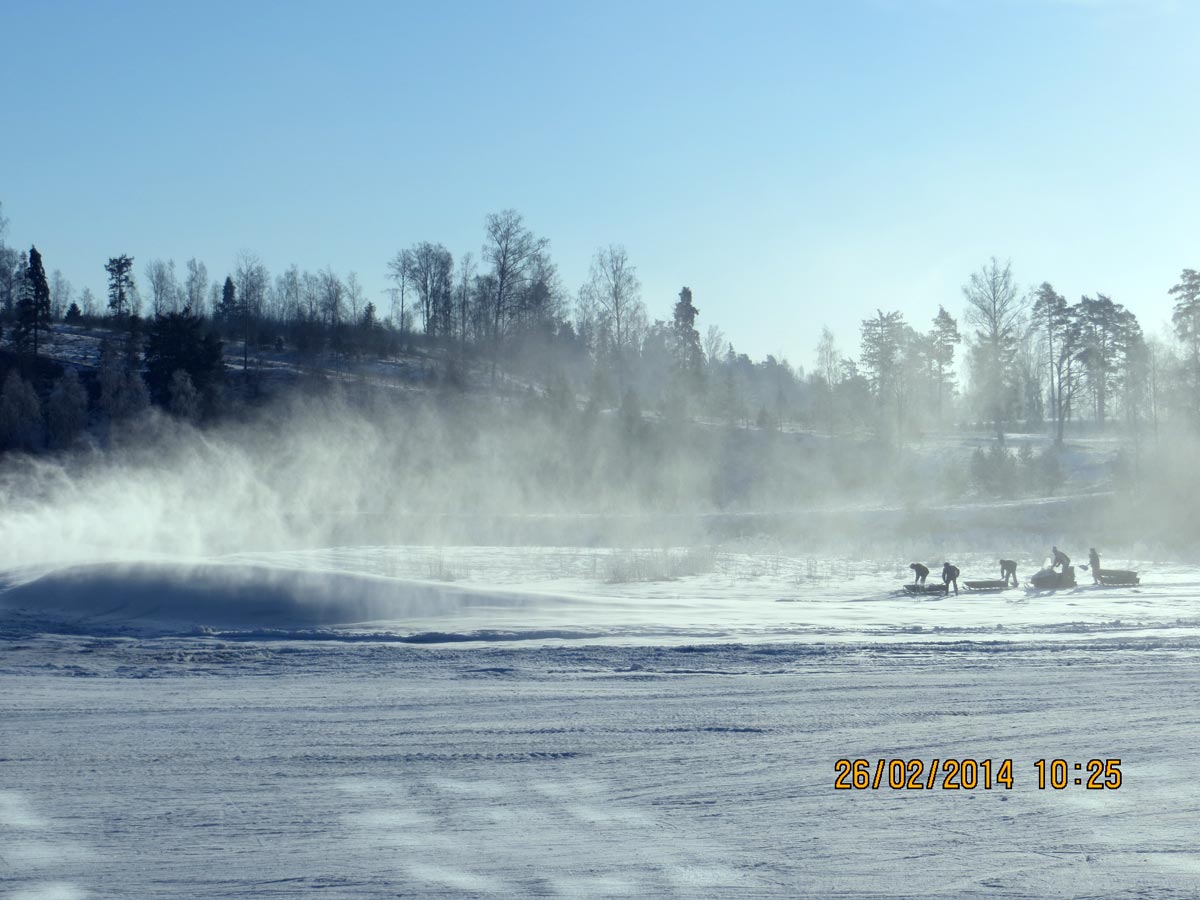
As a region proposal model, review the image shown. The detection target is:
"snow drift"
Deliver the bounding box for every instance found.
[0,561,548,634]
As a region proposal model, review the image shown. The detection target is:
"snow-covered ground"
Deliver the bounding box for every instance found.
[40,323,443,393]
[0,547,1185,646]
[3,545,1199,898]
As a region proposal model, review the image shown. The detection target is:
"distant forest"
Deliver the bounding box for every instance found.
[2,200,1199,494]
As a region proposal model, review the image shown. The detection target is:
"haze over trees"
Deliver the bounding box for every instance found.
[0,196,1197,511]
[962,258,1024,441]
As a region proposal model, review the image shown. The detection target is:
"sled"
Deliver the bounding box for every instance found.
[1096,569,1140,586]
[963,579,1016,593]
[903,582,949,595]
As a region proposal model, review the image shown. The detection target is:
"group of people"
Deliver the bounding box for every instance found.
[908,561,961,594]
[908,547,1105,594]
[1051,546,1105,584]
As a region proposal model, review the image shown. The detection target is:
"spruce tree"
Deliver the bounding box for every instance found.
[16,246,53,358]
[144,307,224,406]
[859,309,906,432]
[25,247,51,360]
[217,276,238,328]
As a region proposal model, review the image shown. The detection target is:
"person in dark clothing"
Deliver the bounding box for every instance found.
[942,562,960,596]
[1089,548,1101,584]
[1052,546,1071,572]
[999,559,1018,587]
[910,563,929,585]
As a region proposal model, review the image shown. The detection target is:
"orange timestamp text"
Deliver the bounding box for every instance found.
[834,758,1122,791]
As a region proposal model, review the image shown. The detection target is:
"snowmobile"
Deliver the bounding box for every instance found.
[1028,564,1076,591]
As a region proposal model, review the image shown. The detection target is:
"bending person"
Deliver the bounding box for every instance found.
[942,562,960,596]
[910,562,929,586]
[999,558,1017,587]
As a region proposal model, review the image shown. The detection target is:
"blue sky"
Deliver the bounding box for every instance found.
[2,0,1197,368]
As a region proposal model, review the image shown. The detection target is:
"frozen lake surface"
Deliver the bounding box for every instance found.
[0,546,1189,645]
[3,546,1199,898]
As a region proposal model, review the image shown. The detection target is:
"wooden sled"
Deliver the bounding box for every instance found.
[963,579,1016,593]
[903,582,949,596]
[1096,569,1140,586]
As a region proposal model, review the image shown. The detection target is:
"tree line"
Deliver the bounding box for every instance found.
[820,258,1198,450]
[1,199,1198,462]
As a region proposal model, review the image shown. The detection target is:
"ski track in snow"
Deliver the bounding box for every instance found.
[3,546,1200,898]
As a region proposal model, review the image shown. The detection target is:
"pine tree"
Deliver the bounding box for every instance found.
[1073,294,1140,429]
[671,287,703,377]
[1169,269,1200,424]
[1031,283,1076,444]
[929,305,960,423]
[105,255,135,318]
